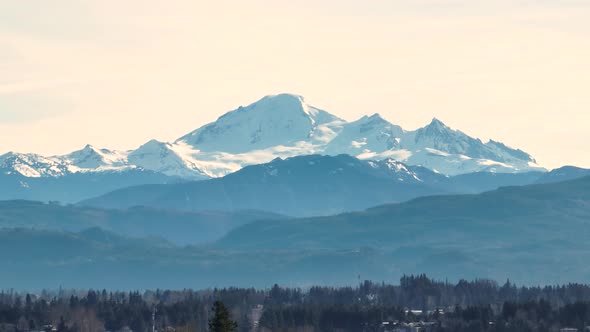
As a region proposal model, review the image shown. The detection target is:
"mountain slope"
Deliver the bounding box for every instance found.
[536,166,590,184]
[0,200,283,245]
[80,155,450,216]
[0,168,180,203]
[80,154,546,217]
[217,176,590,250]
[208,176,590,284]
[0,227,395,289]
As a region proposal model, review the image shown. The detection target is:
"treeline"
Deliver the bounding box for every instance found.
[260,300,590,331]
[3,275,590,331]
[0,288,260,332]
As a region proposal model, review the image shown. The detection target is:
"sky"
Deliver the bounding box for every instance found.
[0,1,589,169]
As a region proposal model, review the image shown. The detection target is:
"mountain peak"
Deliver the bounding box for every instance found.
[71,144,117,156]
[73,144,100,157]
[129,139,209,179]
[260,93,305,104]
[176,94,343,153]
[427,117,450,130]
[322,112,404,157]
[244,93,309,117]
[355,113,393,126]
[140,139,169,149]
[368,113,386,121]
[414,118,455,138]
[77,144,106,156]
[65,144,126,170]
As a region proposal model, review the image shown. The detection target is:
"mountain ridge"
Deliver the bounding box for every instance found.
[2,93,546,181]
[80,154,547,217]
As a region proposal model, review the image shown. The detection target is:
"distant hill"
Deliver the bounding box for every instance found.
[218,175,590,250]
[80,154,545,217]
[0,168,179,203]
[535,165,590,184]
[213,176,590,284]
[3,177,590,289]
[0,227,392,289]
[0,200,283,245]
[78,155,446,216]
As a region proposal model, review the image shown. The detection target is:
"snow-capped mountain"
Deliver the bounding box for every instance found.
[323,113,404,158]
[64,145,128,171]
[403,118,535,165]
[324,116,541,175]
[1,93,546,180]
[177,94,345,153]
[127,140,209,179]
[0,152,69,177]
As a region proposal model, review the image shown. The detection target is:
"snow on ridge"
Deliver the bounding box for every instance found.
[0,152,69,177]
[3,94,546,179]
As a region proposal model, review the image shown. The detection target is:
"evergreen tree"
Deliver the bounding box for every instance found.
[208,301,237,332]
[25,294,32,315]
